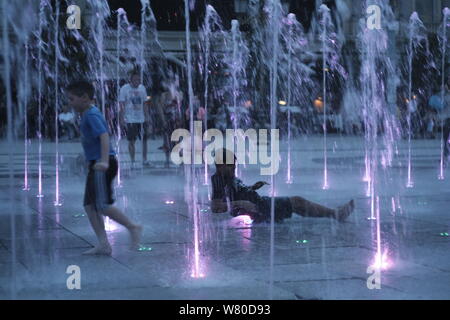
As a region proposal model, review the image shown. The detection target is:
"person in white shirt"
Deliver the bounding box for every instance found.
[59,105,78,140]
[119,71,152,168]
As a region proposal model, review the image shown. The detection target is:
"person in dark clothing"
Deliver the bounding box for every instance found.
[155,89,184,167]
[210,149,355,223]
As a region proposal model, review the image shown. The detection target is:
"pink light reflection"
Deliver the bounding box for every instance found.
[105,217,120,232]
[190,270,206,278]
[371,250,391,271]
[239,215,254,226]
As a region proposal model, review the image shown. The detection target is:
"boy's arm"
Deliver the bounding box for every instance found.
[93,133,110,171]
[119,102,125,126]
[251,181,270,190]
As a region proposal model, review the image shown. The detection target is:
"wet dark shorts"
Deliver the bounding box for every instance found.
[256,196,293,223]
[84,156,118,211]
[232,197,293,224]
[126,123,149,141]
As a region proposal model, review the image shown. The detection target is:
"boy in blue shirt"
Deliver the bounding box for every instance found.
[67,80,142,255]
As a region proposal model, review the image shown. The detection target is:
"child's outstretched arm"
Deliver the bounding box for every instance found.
[94,133,110,171]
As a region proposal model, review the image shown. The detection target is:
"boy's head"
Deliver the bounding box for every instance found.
[66,80,95,113]
[215,148,236,178]
[130,71,141,88]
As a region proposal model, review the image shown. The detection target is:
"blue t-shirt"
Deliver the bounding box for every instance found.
[429,95,444,111]
[80,106,116,161]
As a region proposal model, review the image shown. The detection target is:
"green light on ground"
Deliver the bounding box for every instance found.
[440,232,449,237]
[138,246,152,252]
[296,240,309,244]
[73,214,86,218]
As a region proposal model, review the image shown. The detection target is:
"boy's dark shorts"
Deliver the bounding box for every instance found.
[256,196,293,223]
[232,197,293,224]
[84,156,118,211]
[126,123,149,141]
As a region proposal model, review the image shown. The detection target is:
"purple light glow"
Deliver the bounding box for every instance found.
[371,250,391,270]
[322,164,329,190]
[238,215,254,226]
[190,271,205,278]
[105,217,120,232]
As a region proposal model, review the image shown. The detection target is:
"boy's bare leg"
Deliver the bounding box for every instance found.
[129,140,136,164]
[103,206,143,250]
[83,205,112,255]
[289,196,335,218]
[142,137,148,163]
[289,197,354,222]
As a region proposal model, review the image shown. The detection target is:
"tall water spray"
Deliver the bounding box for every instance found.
[92,0,110,115]
[36,0,47,198]
[285,14,294,184]
[22,41,30,191]
[140,1,149,83]
[279,13,311,184]
[319,5,331,190]
[115,9,129,187]
[314,3,346,190]
[231,19,240,178]
[406,12,428,188]
[185,0,202,278]
[227,19,249,178]
[54,1,62,206]
[200,5,223,185]
[268,0,281,300]
[231,20,239,132]
[439,8,450,180]
[2,0,16,299]
[359,0,398,272]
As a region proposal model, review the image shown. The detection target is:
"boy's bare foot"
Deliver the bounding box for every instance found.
[335,200,355,223]
[82,244,112,256]
[129,225,143,250]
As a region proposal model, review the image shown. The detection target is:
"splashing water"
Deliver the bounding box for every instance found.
[36,0,47,199]
[2,0,17,299]
[22,41,30,191]
[438,8,450,180]
[319,5,331,190]
[54,1,62,207]
[185,0,203,279]
[115,9,130,187]
[268,0,282,300]
[199,5,224,185]
[279,13,312,184]
[359,0,400,282]
[406,12,428,188]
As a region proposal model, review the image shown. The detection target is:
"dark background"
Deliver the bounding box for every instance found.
[107,0,319,31]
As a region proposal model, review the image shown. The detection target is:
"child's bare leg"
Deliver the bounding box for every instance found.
[83,205,111,255]
[142,139,148,162]
[103,206,142,249]
[289,196,335,218]
[129,140,136,163]
[289,197,354,222]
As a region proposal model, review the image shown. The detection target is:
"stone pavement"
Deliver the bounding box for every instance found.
[0,136,449,299]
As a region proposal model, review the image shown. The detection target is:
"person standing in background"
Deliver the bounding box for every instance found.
[119,70,153,169]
